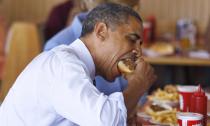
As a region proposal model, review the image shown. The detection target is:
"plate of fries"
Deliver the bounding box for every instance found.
[145,103,178,126]
[148,85,179,107]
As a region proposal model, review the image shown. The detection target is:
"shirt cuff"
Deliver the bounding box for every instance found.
[109,92,127,125]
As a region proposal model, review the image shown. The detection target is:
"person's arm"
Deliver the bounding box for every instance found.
[44,27,73,51]
[123,59,156,118]
[44,16,82,51]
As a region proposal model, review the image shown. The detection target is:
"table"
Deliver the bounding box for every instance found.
[145,56,210,66]
[144,56,210,87]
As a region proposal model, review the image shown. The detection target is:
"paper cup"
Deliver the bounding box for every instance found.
[177,112,203,126]
[177,85,197,112]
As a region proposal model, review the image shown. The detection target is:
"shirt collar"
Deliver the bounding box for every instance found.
[70,39,95,80]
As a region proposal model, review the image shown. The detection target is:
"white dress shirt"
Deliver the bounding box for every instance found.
[0,39,127,126]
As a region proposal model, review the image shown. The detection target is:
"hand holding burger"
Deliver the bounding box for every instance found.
[121,50,157,118]
[117,50,156,88]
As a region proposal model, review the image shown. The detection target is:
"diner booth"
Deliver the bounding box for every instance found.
[0,0,209,125]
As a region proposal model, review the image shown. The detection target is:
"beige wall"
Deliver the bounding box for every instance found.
[0,0,210,35]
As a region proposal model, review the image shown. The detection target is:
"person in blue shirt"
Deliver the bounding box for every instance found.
[44,0,146,102]
[44,0,84,41]
[44,12,87,51]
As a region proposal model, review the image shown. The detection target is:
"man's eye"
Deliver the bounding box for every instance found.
[128,38,137,43]
[139,41,143,45]
[130,39,136,43]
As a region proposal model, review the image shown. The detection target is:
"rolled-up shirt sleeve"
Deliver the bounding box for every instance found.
[49,54,127,126]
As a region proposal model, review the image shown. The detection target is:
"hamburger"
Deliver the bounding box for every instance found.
[117,51,139,74]
[149,42,175,56]
[117,58,136,74]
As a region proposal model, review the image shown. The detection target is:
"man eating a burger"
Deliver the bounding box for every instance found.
[0,3,156,126]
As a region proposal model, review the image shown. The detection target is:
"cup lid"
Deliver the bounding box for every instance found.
[177,85,197,93]
[177,112,203,120]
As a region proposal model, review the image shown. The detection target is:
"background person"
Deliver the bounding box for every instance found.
[44,0,106,51]
[44,0,85,41]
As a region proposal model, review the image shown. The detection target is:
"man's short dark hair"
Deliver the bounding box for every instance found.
[81,3,143,37]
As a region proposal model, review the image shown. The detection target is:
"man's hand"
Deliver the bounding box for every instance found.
[123,58,156,117]
[127,58,156,91]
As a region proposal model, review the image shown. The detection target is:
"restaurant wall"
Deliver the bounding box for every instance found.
[140,0,210,36]
[0,0,66,24]
[0,0,210,35]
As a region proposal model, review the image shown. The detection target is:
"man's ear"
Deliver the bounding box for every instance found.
[94,22,108,41]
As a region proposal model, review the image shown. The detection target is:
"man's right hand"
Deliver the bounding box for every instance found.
[123,58,156,118]
[126,58,156,92]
